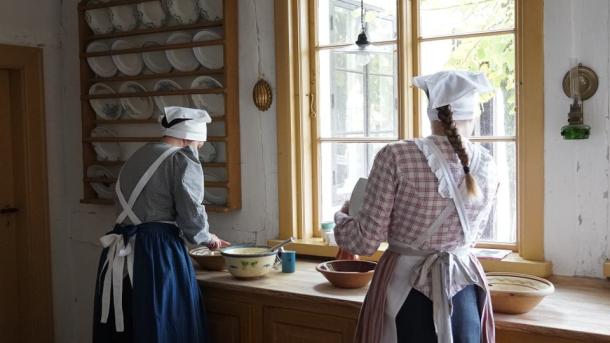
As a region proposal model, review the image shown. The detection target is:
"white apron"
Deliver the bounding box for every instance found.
[380,138,488,343]
[98,146,180,332]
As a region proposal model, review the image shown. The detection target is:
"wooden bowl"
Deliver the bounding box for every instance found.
[486,272,555,314]
[316,260,376,289]
[189,247,225,271]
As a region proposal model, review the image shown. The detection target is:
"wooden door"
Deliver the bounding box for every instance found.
[263,307,356,343]
[0,69,20,342]
[205,298,256,343]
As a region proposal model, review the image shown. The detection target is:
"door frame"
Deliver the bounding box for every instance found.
[0,43,54,342]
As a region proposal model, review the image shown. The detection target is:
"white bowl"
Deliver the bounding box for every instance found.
[142,41,172,74]
[91,126,122,162]
[192,30,223,69]
[119,81,154,120]
[136,1,167,28]
[164,0,199,25]
[86,41,117,78]
[197,0,223,21]
[220,246,277,279]
[153,79,191,113]
[191,76,224,116]
[89,82,122,120]
[111,40,143,76]
[85,7,114,34]
[108,5,138,32]
[166,32,199,72]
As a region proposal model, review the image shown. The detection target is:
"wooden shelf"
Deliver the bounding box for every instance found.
[81,40,224,58]
[84,21,224,42]
[85,88,224,99]
[84,136,227,142]
[79,0,158,11]
[92,160,228,168]
[84,177,228,188]
[81,198,232,212]
[89,68,224,83]
[92,116,225,124]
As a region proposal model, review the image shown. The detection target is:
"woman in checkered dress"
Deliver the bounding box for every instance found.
[334,71,500,343]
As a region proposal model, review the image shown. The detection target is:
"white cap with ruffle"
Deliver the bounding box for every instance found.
[413,70,494,121]
[161,106,212,141]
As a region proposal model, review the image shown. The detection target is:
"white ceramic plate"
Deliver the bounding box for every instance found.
[197,0,223,21]
[192,30,224,69]
[191,76,224,116]
[85,7,114,34]
[89,83,122,120]
[199,142,217,162]
[204,188,227,205]
[87,164,118,200]
[165,32,199,72]
[136,1,167,28]
[91,126,122,162]
[203,169,223,182]
[111,40,144,76]
[108,5,138,32]
[153,79,191,113]
[164,0,199,25]
[119,81,154,120]
[142,41,172,74]
[86,41,117,78]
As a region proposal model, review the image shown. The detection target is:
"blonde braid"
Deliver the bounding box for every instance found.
[436,105,479,198]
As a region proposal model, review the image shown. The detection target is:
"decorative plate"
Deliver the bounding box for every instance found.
[163,0,199,25]
[204,187,227,205]
[199,141,217,162]
[153,79,191,113]
[191,76,224,116]
[136,1,167,29]
[165,32,199,72]
[142,41,172,74]
[119,81,154,120]
[197,0,223,21]
[87,164,119,200]
[192,30,224,69]
[89,82,122,120]
[108,5,138,32]
[91,126,122,162]
[85,6,114,35]
[111,40,144,76]
[86,41,117,78]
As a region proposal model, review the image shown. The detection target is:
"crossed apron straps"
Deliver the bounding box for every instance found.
[99,146,180,332]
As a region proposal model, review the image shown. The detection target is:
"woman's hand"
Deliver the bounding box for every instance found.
[340,200,350,215]
[336,248,359,260]
[206,234,231,250]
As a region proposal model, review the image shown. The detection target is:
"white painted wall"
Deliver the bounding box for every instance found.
[544,0,610,278]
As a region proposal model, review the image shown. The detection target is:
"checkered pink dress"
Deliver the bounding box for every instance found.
[334,136,498,343]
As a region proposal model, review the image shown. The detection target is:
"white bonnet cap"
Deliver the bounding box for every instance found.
[412,70,494,121]
[161,106,212,141]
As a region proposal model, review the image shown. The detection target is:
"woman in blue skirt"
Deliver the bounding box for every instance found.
[92,106,230,343]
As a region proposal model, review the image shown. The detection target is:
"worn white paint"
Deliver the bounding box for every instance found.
[544,0,610,278]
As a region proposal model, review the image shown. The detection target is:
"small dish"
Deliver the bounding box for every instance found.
[119,81,154,120]
[108,5,138,32]
[166,32,199,72]
[142,41,172,74]
[153,79,191,113]
[85,6,114,35]
[91,126,122,162]
[316,260,376,289]
[191,76,224,116]
[192,30,223,69]
[199,141,217,163]
[87,164,118,200]
[164,0,199,25]
[86,41,117,78]
[111,40,144,76]
[189,246,225,271]
[89,83,122,120]
[197,0,223,21]
[136,1,167,29]
[486,272,555,314]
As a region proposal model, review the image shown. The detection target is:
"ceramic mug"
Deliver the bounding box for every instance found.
[281,250,296,273]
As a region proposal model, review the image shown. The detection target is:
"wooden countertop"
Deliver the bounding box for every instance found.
[196,260,610,342]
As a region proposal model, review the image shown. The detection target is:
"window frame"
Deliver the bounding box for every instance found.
[273,0,549,275]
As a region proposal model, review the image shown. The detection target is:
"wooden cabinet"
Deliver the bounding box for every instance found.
[205,298,255,343]
[263,307,356,343]
[77,0,241,211]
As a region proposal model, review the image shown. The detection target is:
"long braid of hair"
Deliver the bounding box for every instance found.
[436,105,479,198]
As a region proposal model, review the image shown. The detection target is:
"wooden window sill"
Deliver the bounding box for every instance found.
[268,238,552,277]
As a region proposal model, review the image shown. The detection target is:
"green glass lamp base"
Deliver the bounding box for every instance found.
[561,124,591,140]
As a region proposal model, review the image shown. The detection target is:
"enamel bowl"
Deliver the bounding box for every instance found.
[316,260,376,289]
[486,272,555,314]
[221,246,277,279]
[189,247,225,271]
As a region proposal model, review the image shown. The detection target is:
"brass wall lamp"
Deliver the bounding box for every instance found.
[561,63,598,139]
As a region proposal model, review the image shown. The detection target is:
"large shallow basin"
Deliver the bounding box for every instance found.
[316,260,376,289]
[189,247,225,271]
[221,245,277,279]
[486,272,555,314]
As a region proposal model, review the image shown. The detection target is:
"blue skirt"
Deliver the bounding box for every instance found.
[92,223,209,343]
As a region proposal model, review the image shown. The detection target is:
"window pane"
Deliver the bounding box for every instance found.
[478,141,516,243]
[419,34,516,137]
[319,50,398,138]
[419,0,514,38]
[317,0,397,46]
[319,142,386,223]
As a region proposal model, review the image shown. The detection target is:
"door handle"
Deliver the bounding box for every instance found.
[0,207,19,215]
